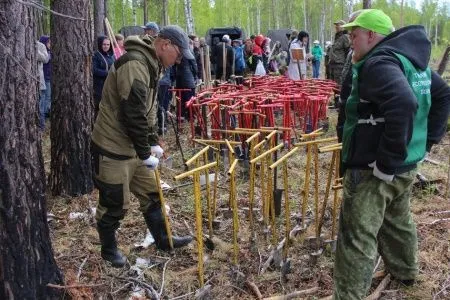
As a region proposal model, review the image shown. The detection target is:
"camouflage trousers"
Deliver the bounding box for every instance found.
[333,168,418,300]
[329,63,344,86]
[92,153,159,229]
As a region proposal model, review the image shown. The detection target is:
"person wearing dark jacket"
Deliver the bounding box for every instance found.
[93,36,115,118]
[333,9,450,299]
[157,66,175,135]
[39,35,52,119]
[214,35,234,81]
[175,54,197,120]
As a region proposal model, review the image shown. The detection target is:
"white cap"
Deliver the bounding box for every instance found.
[313,40,320,44]
[325,41,332,47]
[222,34,230,42]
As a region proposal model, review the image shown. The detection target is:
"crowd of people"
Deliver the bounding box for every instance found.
[34,10,450,300]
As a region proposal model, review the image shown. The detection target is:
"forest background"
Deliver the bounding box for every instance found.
[38,0,450,59]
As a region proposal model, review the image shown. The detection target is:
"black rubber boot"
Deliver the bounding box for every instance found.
[143,205,193,251]
[97,225,127,267]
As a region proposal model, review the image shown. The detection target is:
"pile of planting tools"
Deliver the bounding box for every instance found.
[177,76,337,147]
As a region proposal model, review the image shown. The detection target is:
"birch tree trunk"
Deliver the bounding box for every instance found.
[400,0,404,27]
[132,0,137,26]
[184,0,195,34]
[50,0,94,196]
[0,1,63,298]
[162,0,169,26]
[320,0,326,44]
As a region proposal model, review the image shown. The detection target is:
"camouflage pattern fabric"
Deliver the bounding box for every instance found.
[333,168,418,300]
[330,63,344,86]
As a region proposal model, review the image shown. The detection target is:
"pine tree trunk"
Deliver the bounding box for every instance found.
[0,1,63,298]
[50,0,94,197]
[94,0,105,45]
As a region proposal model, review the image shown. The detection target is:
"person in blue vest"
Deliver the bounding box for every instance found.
[333,9,450,299]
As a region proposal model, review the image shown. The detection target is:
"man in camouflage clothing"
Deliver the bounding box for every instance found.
[334,9,450,299]
[329,20,351,85]
[91,25,194,267]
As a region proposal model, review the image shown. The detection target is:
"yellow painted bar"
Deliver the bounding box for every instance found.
[269,147,300,170]
[261,126,292,132]
[193,140,219,152]
[225,139,235,154]
[174,162,217,180]
[185,146,210,167]
[332,184,343,190]
[245,132,260,144]
[250,143,284,164]
[294,137,338,147]
[264,130,278,141]
[154,169,173,250]
[227,159,239,175]
[193,139,241,145]
[210,128,260,135]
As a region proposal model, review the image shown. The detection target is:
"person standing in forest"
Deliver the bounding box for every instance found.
[91,25,194,267]
[287,31,310,80]
[93,36,115,119]
[329,20,351,85]
[36,39,49,129]
[39,35,51,120]
[333,9,450,299]
[311,40,323,78]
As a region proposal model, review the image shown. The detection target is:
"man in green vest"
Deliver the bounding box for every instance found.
[91,25,194,268]
[333,9,450,299]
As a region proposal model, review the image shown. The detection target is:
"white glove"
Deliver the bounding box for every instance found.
[142,156,159,169]
[151,145,164,158]
[368,161,394,182]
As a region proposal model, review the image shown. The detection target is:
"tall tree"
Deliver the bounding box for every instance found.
[0,1,63,298]
[94,0,105,44]
[363,0,372,9]
[184,0,195,34]
[50,0,94,196]
[162,0,169,25]
[143,0,148,24]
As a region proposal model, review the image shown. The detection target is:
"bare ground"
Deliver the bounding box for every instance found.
[45,109,450,300]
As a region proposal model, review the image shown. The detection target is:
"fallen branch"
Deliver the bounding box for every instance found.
[365,274,391,300]
[47,283,104,289]
[245,280,263,299]
[158,259,171,297]
[262,286,319,300]
[76,256,88,282]
[419,218,450,226]
[373,256,382,274]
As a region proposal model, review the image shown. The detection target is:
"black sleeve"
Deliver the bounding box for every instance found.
[120,79,151,160]
[427,70,450,151]
[359,55,418,174]
[189,58,198,81]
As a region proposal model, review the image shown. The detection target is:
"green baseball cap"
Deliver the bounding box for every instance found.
[342,9,395,36]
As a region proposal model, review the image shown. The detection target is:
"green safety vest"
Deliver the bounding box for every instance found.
[342,52,431,166]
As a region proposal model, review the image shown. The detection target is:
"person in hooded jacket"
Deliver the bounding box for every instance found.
[39,35,52,119]
[93,36,115,119]
[287,31,310,80]
[333,9,450,299]
[329,20,351,85]
[91,25,194,268]
[250,34,264,72]
[214,35,234,81]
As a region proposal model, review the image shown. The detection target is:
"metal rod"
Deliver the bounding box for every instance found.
[250,143,284,164]
[294,137,338,147]
[154,169,174,250]
[174,162,217,181]
[301,144,312,227]
[203,152,213,238]
[193,138,241,145]
[245,132,260,144]
[282,161,291,260]
[193,170,204,286]
[185,146,210,167]
[269,147,300,170]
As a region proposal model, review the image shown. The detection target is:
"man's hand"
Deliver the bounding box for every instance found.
[368,161,394,182]
[142,156,159,169]
[151,145,164,158]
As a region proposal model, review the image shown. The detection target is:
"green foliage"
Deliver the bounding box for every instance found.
[104,0,449,45]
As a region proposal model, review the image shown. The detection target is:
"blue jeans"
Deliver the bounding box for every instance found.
[39,89,46,129]
[312,60,320,78]
[43,80,51,116]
